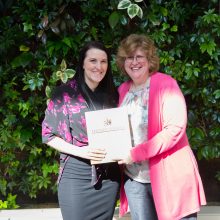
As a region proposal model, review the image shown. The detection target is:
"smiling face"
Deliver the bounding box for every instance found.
[83,48,108,91]
[124,48,150,86]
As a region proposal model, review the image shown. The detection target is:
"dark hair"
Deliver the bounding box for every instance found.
[75,41,118,109]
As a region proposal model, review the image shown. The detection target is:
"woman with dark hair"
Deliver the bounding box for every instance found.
[75,41,118,109]
[42,41,120,220]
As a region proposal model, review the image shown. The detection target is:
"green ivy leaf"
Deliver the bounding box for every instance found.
[162,23,170,31]
[37,176,51,189]
[137,7,143,19]
[64,69,75,78]
[120,15,128,25]
[23,22,32,32]
[7,194,19,209]
[160,7,168,16]
[19,45,30,52]
[108,11,120,29]
[200,40,216,55]
[30,147,42,156]
[118,0,131,9]
[213,89,220,99]
[202,9,218,24]
[11,52,33,68]
[45,86,51,98]
[91,26,98,40]
[170,25,178,32]
[20,129,33,143]
[0,200,8,209]
[62,37,72,48]
[62,73,68,83]
[0,179,7,196]
[127,4,140,19]
[60,59,67,72]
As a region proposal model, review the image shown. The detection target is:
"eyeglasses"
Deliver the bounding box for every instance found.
[125,55,146,63]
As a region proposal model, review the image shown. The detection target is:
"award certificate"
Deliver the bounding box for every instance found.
[85,107,132,164]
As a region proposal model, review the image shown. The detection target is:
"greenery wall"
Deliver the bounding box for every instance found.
[0,0,219,208]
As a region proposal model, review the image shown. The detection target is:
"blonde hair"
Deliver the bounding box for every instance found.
[116,34,159,75]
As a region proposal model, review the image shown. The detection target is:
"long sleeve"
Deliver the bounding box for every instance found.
[131,77,188,161]
[42,93,72,144]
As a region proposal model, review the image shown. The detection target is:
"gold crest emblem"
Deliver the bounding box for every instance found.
[104,118,112,126]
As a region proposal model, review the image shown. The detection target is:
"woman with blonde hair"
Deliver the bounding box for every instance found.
[115,34,206,220]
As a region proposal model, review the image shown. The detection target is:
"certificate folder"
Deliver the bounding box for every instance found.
[85,107,132,164]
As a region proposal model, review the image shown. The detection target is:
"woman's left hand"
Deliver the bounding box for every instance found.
[114,152,133,165]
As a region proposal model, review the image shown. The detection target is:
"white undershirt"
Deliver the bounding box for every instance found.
[121,77,151,183]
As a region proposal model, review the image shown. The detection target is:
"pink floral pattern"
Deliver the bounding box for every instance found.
[42,79,89,147]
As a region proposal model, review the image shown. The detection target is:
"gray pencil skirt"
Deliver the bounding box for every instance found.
[58,156,120,220]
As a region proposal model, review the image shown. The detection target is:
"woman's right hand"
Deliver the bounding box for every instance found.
[46,137,106,162]
[79,145,106,162]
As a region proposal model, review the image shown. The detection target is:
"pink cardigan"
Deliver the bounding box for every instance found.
[118,72,206,220]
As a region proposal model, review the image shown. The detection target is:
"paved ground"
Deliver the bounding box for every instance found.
[0,206,220,220]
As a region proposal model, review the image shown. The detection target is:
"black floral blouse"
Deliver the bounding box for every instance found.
[42,79,89,147]
[42,79,95,182]
[42,78,118,185]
